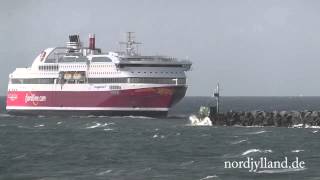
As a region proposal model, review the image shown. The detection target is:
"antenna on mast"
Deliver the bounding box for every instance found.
[119,32,142,56]
[213,83,220,113]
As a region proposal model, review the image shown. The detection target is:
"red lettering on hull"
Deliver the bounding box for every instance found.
[6,86,187,110]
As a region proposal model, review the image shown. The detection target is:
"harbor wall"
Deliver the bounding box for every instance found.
[210,110,320,127]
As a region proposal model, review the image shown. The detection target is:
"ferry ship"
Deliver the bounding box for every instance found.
[6,33,192,116]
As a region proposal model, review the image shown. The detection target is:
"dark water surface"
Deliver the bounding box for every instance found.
[1,96,320,180]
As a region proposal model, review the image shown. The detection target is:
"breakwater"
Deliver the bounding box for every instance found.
[210,110,320,127]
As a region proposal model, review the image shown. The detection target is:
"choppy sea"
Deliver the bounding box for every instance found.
[1,96,320,180]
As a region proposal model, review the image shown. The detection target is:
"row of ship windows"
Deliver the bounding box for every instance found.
[91,65,115,68]
[46,57,112,63]
[132,71,182,74]
[12,78,55,84]
[39,65,59,71]
[87,78,186,84]
[10,78,186,85]
[41,71,183,74]
[38,69,183,75]
[88,72,120,75]
[38,65,116,71]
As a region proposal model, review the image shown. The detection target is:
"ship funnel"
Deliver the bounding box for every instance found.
[89,34,95,49]
[69,35,80,43]
[66,34,81,51]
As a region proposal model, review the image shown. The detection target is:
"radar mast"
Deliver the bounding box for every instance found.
[119,32,142,56]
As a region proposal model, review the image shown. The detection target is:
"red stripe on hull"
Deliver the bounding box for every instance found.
[6,86,187,110]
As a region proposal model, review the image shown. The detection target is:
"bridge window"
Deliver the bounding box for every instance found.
[91,57,112,62]
[11,78,55,84]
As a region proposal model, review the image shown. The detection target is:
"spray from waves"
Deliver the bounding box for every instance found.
[188,115,212,126]
[256,168,306,174]
[242,149,273,156]
[292,124,320,129]
[292,124,304,128]
[305,125,320,129]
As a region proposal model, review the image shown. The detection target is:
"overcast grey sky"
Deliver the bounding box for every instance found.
[1,0,320,96]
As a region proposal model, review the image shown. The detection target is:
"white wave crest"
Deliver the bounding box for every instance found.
[199,175,218,180]
[188,115,212,126]
[247,130,268,135]
[242,149,273,156]
[152,134,165,139]
[231,139,247,145]
[0,113,13,117]
[12,154,27,160]
[111,115,154,119]
[86,123,102,129]
[291,149,304,153]
[153,134,158,138]
[86,122,113,129]
[180,160,194,166]
[97,169,112,176]
[103,128,113,131]
[126,115,154,119]
[34,124,44,128]
[257,168,306,174]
